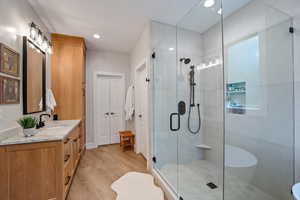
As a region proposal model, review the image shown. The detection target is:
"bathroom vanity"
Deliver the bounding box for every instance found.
[0,120,84,200]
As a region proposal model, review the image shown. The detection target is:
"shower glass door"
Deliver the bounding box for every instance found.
[176,0,224,199]
[153,0,295,200]
[152,21,179,195]
[223,0,295,199]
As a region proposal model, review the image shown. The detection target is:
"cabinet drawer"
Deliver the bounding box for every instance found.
[72,136,80,168]
[63,137,72,166]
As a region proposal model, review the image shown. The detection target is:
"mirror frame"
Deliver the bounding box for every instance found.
[22,36,46,114]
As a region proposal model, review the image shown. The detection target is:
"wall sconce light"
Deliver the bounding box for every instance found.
[28,22,52,54]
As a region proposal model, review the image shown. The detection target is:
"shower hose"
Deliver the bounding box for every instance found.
[187,79,201,134]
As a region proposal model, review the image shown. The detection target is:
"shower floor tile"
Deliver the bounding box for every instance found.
[160,160,277,200]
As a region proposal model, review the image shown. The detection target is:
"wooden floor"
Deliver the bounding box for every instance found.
[67,144,150,200]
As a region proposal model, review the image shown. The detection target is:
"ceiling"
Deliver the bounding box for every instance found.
[28,0,200,53]
[178,0,253,33]
[28,0,300,53]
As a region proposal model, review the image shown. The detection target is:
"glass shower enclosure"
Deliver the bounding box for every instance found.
[152,0,296,200]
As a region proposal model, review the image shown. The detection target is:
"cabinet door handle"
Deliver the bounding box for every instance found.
[64,176,71,186]
[73,138,79,142]
[64,138,70,144]
[64,154,71,162]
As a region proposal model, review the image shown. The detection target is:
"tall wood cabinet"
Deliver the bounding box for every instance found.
[51,34,86,146]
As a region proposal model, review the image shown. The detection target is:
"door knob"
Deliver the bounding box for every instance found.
[138,114,142,118]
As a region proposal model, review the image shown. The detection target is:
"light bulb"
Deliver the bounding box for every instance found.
[204,0,215,8]
[47,41,53,54]
[42,37,48,51]
[48,47,53,54]
[93,34,101,39]
[36,30,43,45]
[30,26,37,39]
[6,27,16,33]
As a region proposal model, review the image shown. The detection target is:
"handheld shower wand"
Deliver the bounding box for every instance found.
[188,65,201,134]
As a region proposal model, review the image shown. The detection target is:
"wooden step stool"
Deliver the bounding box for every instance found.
[119,131,135,152]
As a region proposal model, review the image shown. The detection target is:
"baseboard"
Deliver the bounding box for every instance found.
[152,168,177,200]
[86,143,97,149]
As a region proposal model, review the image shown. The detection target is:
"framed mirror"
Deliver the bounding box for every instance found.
[22,36,46,114]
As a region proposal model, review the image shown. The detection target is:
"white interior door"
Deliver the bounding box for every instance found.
[95,74,125,146]
[95,76,111,145]
[110,77,124,144]
[136,64,149,159]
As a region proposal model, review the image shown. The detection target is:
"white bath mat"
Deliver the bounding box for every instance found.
[111,172,164,200]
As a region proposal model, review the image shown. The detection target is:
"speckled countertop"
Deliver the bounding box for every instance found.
[0,120,81,146]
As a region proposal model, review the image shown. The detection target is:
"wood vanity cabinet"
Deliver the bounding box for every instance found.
[0,123,84,200]
[51,33,86,151]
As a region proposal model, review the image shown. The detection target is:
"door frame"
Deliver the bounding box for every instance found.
[134,58,151,163]
[93,71,125,146]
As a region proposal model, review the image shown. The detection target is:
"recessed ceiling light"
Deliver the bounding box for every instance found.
[6,27,16,33]
[93,34,101,39]
[204,0,215,8]
[169,47,175,51]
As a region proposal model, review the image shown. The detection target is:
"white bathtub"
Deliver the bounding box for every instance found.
[225,145,258,183]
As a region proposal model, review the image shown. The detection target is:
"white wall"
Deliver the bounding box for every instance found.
[0,0,50,137]
[129,22,152,159]
[86,50,131,145]
[130,23,151,84]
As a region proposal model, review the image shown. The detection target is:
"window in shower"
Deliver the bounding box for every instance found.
[226,34,261,113]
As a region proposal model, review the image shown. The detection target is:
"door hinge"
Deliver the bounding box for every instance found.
[152,156,157,163]
[152,52,156,59]
[146,78,150,82]
[179,197,184,200]
[289,27,294,34]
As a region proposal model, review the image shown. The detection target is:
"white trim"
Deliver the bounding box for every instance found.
[135,58,148,71]
[134,57,151,168]
[94,71,125,78]
[86,143,97,149]
[93,71,126,146]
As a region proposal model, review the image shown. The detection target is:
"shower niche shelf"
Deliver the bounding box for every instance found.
[226,82,246,115]
[196,144,212,150]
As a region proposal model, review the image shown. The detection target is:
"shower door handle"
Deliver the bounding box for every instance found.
[170,113,180,131]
